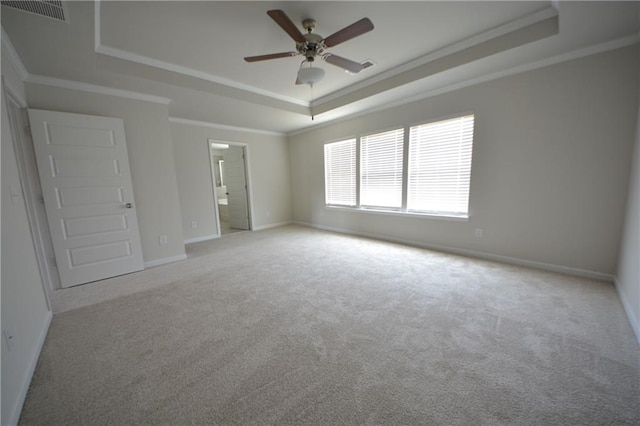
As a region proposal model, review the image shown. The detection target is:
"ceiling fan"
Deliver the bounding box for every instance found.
[244,10,374,85]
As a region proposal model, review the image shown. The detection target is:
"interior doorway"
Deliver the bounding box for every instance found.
[208,140,252,236]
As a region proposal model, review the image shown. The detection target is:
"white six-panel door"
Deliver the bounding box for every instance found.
[28,109,144,288]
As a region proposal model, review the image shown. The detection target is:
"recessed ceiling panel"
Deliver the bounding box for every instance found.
[99,1,550,101]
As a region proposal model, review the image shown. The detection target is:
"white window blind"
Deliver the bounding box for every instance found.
[360,128,404,208]
[324,139,356,206]
[408,115,474,216]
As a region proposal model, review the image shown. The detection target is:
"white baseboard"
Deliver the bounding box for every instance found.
[615,278,640,345]
[7,310,52,426]
[144,253,187,268]
[184,234,218,244]
[252,221,293,231]
[294,221,615,282]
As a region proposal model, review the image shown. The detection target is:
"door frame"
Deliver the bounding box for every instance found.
[207,139,254,236]
[2,79,56,300]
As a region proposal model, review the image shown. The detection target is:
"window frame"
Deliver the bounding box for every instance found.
[323,112,475,220]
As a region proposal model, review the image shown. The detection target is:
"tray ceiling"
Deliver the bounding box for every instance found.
[2,1,639,133]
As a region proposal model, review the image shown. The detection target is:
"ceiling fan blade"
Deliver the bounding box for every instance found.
[322,18,374,48]
[323,54,364,73]
[267,10,306,43]
[244,52,297,62]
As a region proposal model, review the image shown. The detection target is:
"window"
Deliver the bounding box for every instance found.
[360,129,404,209]
[323,114,474,218]
[324,139,356,206]
[408,115,474,215]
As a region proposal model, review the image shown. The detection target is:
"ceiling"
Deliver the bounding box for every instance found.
[2,1,639,133]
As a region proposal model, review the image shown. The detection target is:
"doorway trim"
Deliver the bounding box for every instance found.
[207,139,254,236]
[2,79,55,301]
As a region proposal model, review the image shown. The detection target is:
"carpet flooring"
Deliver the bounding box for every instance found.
[19,225,639,424]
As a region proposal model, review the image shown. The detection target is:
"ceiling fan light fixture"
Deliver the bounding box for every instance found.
[297,66,325,86]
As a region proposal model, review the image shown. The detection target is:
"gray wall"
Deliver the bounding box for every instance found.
[289,46,639,276]
[1,60,51,425]
[171,121,292,241]
[617,85,640,343]
[25,84,185,266]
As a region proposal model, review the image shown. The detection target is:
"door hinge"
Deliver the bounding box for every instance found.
[51,257,57,268]
[24,125,31,136]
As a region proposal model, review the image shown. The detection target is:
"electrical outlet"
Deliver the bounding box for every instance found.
[191,221,197,229]
[475,228,484,238]
[159,235,168,245]
[3,328,14,351]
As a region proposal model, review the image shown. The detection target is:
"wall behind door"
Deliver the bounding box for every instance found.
[170,120,292,242]
[25,84,185,266]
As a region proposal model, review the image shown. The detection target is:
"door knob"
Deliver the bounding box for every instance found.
[124,203,133,208]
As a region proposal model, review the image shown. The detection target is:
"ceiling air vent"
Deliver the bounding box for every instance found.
[361,60,375,70]
[1,0,69,23]
[345,59,375,75]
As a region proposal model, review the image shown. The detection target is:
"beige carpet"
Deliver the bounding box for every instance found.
[20,225,639,424]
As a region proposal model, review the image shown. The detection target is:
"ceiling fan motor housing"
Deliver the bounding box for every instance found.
[297,32,324,60]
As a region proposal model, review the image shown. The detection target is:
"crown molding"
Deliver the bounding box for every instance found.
[25,74,172,104]
[4,21,172,105]
[169,117,285,137]
[94,44,309,108]
[289,33,640,136]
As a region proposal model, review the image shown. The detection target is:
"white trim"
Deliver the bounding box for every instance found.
[6,311,52,426]
[208,139,255,234]
[169,117,284,137]
[291,33,640,136]
[24,74,171,104]
[184,234,219,244]
[207,141,223,239]
[3,86,56,303]
[615,278,640,345]
[94,44,308,107]
[143,254,187,268]
[252,221,293,231]
[314,6,558,108]
[1,27,29,80]
[294,221,615,282]
[326,206,469,222]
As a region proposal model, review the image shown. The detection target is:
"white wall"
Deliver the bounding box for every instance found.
[617,83,640,343]
[170,121,292,241]
[289,46,639,277]
[25,84,185,266]
[1,67,51,424]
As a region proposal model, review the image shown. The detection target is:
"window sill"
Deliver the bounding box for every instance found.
[324,206,469,222]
